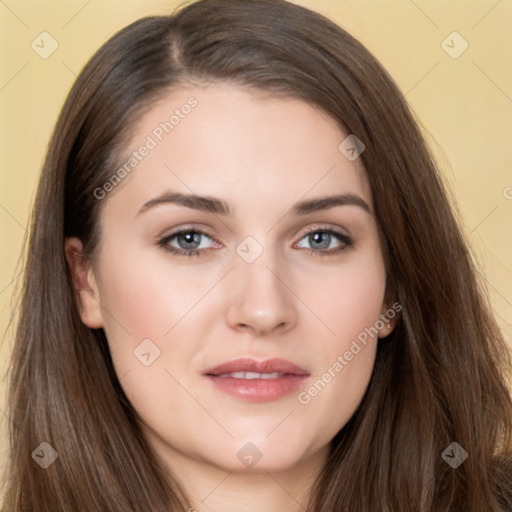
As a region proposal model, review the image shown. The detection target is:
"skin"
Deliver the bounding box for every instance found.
[66,84,396,511]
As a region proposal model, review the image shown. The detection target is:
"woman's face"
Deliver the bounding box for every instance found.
[72,84,391,474]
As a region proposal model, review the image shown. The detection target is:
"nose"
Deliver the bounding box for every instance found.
[225,255,298,337]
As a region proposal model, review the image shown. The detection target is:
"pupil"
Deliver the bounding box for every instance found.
[310,232,330,249]
[179,232,201,249]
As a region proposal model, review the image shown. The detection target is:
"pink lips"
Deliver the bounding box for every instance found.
[204,358,310,402]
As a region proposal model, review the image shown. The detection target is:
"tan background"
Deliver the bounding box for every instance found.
[1,0,511,482]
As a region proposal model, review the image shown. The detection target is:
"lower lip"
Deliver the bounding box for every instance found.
[206,375,309,402]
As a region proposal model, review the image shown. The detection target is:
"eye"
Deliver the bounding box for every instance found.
[295,228,352,255]
[158,227,351,258]
[158,229,220,256]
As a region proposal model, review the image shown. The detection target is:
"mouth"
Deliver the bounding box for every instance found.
[204,358,310,402]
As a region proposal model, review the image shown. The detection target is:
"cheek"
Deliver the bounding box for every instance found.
[293,249,385,435]
[294,340,377,456]
[302,248,386,343]
[93,246,224,382]
[96,247,217,334]
[92,252,219,440]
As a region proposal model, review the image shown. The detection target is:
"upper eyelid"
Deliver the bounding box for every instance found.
[295,224,349,239]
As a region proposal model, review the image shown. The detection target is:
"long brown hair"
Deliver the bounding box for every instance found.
[3,0,511,510]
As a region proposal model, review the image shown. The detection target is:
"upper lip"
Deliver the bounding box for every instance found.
[204,358,310,376]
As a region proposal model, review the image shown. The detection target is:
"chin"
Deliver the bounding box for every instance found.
[211,451,307,474]
[211,434,318,473]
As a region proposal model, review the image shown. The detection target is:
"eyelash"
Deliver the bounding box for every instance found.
[157,226,353,258]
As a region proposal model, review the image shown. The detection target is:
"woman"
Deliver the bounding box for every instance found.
[2,0,511,510]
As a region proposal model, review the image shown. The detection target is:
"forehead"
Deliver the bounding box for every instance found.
[103,83,371,216]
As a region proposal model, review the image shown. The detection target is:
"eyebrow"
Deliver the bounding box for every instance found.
[138,192,371,216]
[139,192,230,216]
[291,194,371,215]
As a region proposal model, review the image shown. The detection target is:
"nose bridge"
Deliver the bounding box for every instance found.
[239,253,282,298]
[225,240,297,336]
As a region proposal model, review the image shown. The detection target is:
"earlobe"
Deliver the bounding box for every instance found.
[64,237,104,329]
[377,302,400,339]
[377,317,393,339]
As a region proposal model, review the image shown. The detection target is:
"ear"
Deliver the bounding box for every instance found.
[377,289,401,339]
[65,237,104,329]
